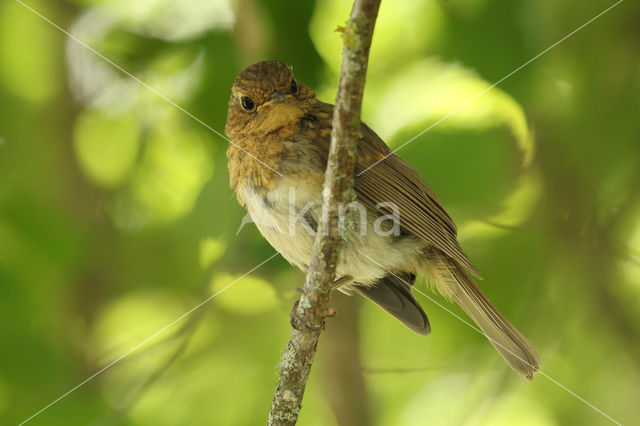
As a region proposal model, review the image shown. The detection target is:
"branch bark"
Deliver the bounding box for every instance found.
[267,1,381,425]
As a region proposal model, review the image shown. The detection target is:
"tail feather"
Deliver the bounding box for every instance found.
[354,273,431,335]
[428,255,540,379]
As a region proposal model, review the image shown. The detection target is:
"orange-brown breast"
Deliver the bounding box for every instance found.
[227,98,328,203]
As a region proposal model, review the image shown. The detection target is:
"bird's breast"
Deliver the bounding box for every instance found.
[237,175,425,286]
[240,176,323,271]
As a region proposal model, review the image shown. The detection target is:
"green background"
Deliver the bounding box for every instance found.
[1,0,639,424]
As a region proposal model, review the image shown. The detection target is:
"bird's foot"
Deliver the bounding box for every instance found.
[289,299,322,331]
[332,275,353,291]
[289,288,338,331]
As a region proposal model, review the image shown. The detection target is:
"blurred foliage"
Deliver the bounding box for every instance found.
[1,0,640,425]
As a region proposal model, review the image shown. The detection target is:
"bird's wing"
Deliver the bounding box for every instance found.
[309,101,480,278]
[354,122,482,278]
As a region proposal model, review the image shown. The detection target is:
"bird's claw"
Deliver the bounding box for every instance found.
[290,299,322,331]
[289,294,338,331]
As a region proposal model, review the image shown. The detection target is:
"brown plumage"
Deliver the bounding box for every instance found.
[226,60,540,379]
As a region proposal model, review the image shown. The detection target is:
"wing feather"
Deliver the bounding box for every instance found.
[309,101,481,278]
[355,122,481,278]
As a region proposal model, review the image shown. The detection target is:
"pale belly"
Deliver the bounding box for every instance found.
[239,178,424,286]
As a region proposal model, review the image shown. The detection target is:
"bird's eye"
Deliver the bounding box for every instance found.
[291,78,298,94]
[240,96,255,111]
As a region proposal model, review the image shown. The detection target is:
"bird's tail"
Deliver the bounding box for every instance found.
[426,254,540,379]
[353,273,430,336]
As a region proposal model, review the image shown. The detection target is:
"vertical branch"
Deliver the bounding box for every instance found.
[267,1,381,425]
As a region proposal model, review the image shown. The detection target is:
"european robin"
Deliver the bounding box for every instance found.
[225,60,539,379]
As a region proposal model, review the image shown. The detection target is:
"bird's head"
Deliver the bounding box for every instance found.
[225,60,315,140]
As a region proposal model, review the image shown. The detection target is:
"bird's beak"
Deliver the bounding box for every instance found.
[269,91,286,104]
[257,91,287,111]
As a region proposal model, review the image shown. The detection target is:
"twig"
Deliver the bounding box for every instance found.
[267,1,381,424]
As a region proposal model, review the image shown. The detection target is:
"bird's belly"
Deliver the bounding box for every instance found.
[241,179,424,285]
[242,179,318,271]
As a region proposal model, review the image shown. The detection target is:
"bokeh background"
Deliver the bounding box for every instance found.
[1,0,639,424]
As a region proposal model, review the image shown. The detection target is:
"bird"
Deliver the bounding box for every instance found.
[225,60,540,379]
